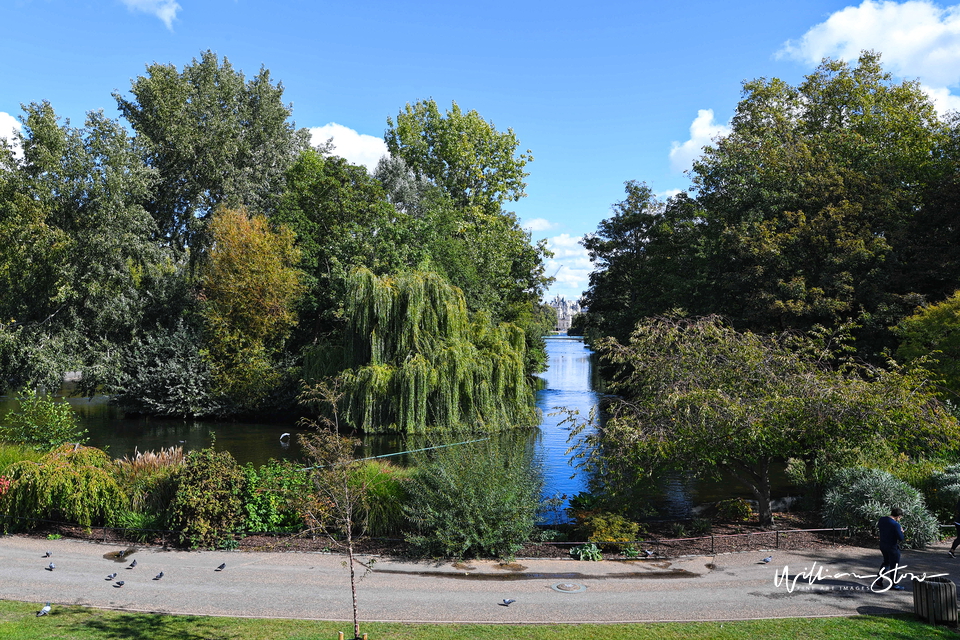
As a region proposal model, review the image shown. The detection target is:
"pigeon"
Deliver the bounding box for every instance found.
[499,598,516,607]
[153,571,164,580]
[46,562,55,571]
[762,556,773,564]
[43,551,52,558]
[36,603,51,617]
[106,572,117,580]
[642,549,654,558]
[115,581,125,587]
[128,559,137,569]
[118,549,125,559]
[216,563,226,571]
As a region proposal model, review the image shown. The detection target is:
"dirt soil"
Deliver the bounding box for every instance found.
[21,510,862,561]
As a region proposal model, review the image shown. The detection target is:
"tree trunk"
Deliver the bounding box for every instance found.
[348,527,360,640]
[728,458,774,528]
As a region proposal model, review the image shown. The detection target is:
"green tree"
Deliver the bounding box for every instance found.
[383,100,553,368]
[274,149,421,347]
[198,207,304,411]
[580,183,702,343]
[581,53,950,355]
[894,290,960,406]
[691,52,944,345]
[304,268,538,434]
[0,101,169,391]
[0,388,87,451]
[115,50,310,256]
[385,99,531,214]
[572,315,959,527]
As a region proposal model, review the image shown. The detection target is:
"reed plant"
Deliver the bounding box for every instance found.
[352,459,412,537]
[113,446,185,522]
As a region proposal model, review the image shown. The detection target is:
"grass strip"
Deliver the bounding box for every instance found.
[1,599,958,639]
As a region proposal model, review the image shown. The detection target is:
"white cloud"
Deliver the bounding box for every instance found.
[778,0,960,113]
[121,0,181,30]
[923,83,960,112]
[657,188,683,200]
[523,217,556,232]
[669,109,731,173]
[309,123,389,171]
[542,234,592,302]
[0,111,22,159]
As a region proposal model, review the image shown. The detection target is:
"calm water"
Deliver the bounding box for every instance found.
[0,335,791,518]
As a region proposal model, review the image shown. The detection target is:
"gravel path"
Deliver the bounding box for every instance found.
[1,534,955,623]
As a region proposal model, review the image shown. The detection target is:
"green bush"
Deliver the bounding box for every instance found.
[0,445,124,530]
[576,512,640,551]
[169,447,246,548]
[716,498,753,522]
[926,463,960,522]
[404,436,542,559]
[241,460,310,533]
[1,388,87,451]
[0,443,43,473]
[352,459,411,538]
[570,542,603,561]
[113,446,184,525]
[822,466,939,549]
[690,517,712,535]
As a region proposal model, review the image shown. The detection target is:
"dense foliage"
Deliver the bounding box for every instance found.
[404,435,543,559]
[580,53,958,360]
[571,315,960,526]
[0,388,87,451]
[822,467,939,549]
[0,51,551,429]
[1,445,124,530]
[168,446,246,548]
[309,268,539,434]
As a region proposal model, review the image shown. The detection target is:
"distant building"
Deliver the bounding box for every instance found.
[548,296,582,332]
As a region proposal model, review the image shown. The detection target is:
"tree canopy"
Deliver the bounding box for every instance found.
[573,315,959,526]
[580,52,954,357]
[115,50,310,256]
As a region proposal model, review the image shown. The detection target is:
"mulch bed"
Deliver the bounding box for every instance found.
[15,511,863,560]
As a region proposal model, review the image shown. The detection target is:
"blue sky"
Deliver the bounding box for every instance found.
[4,1,960,302]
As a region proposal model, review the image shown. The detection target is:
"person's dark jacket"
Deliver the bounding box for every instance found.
[878,516,905,550]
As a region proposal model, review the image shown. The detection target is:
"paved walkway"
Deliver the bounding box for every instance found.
[0,534,955,623]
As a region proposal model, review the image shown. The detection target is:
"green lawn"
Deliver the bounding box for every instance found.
[1,600,958,639]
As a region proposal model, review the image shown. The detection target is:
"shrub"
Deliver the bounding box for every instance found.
[668,522,689,538]
[0,443,43,473]
[570,542,603,561]
[576,512,640,551]
[404,435,542,559]
[0,445,124,530]
[241,460,310,534]
[102,321,225,418]
[1,388,87,451]
[716,498,753,522]
[926,463,960,522]
[168,447,246,548]
[690,517,712,535]
[113,446,184,520]
[352,459,411,538]
[822,466,939,549]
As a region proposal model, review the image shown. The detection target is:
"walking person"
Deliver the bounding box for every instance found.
[878,507,906,590]
[949,499,960,558]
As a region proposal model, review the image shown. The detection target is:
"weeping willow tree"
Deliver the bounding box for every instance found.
[307,268,538,433]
